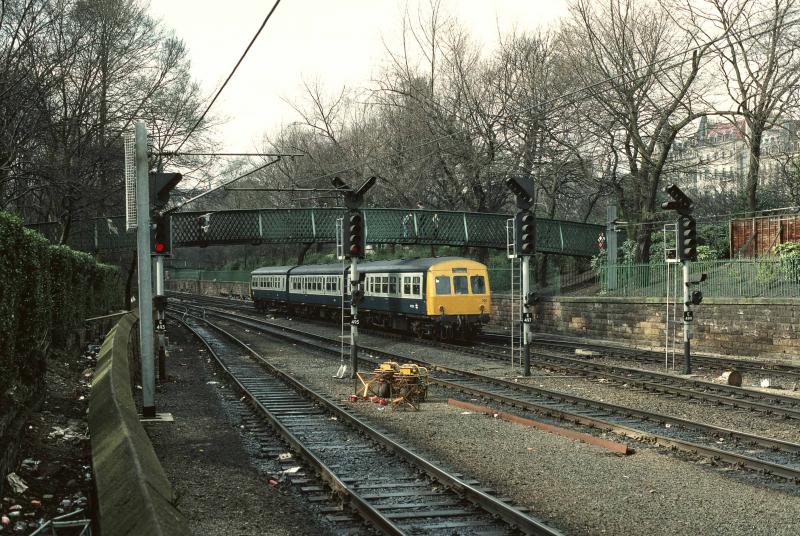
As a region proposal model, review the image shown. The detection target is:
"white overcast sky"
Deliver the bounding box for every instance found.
[147,0,568,152]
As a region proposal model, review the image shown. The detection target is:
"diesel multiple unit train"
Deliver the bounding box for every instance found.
[250,257,491,339]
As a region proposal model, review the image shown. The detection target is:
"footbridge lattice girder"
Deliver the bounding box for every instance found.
[27,208,603,257]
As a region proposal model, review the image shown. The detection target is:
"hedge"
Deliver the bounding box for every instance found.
[0,211,122,416]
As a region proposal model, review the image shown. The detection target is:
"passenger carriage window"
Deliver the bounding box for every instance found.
[470,275,486,294]
[453,276,468,295]
[435,276,451,295]
[382,276,389,294]
[389,276,397,295]
[403,276,411,295]
[412,276,421,297]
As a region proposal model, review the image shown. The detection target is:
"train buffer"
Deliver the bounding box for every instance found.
[353,361,429,410]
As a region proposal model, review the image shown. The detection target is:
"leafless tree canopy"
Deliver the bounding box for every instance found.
[6,0,800,261]
[0,0,214,241]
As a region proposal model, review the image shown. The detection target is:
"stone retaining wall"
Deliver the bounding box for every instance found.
[491,294,800,360]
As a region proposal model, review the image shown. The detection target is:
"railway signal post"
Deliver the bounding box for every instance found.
[150,172,182,382]
[661,184,703,374]
[505,176,536,377]
[333,176,377,379]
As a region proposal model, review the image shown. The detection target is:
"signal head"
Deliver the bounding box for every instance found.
[677,215,698,261]
[663,183,694,215]
[347,209,365,258]
[504,176,534,209]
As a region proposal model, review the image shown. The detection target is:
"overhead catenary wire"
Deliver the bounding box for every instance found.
[172,0,282,155]
[165,158,283,214]
[158,152,302,157]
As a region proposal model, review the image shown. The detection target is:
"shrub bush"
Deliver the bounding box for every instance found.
[775,242,800,283]
[0,211,122,410]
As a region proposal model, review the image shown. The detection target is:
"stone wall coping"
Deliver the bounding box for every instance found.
[88,311,190,536]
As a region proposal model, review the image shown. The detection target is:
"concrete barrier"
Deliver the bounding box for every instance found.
[89,312,190,536]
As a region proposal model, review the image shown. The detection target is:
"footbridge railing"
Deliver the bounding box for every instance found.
[27,208,604,257]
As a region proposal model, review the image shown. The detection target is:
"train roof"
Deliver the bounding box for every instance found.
[251,265,294,275]
[356,257,479,273]
[251,257,486,277]
[289,263,347,275]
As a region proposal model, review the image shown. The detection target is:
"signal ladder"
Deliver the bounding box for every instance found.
[335,217,350,378]
[663,222,680,371]
[509,257,524,370]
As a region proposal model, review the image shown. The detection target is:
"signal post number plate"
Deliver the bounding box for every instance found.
[350,317,360,326]
[683,311,694,322]
[522,312,533,324]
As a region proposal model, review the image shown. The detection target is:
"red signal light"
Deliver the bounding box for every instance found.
[349,244,361,255]
[155,242,166,254]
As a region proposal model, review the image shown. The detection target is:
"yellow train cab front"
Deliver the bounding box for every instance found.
[425,259,491,317]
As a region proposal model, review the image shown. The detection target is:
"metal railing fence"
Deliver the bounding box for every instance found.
[598,258,800,298]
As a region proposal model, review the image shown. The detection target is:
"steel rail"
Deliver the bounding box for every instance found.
[494,333,800,380]
[172,311,561,536]
[438,339,800,420]
[174,304,800,483]
[172,293,800,419]
[176,316,404,535]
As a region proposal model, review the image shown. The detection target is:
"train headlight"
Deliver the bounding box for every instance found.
[439,305,445,314]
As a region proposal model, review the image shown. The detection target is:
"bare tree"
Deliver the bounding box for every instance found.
[701,0,800,214]
[561,0,729,261]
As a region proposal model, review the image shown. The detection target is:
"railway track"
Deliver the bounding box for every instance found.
[169,292,800,381]
[436,340,800,421]
[170,292,800,421]
[482,331,800,380]
[171,301,800,484]
[173,311,561,536]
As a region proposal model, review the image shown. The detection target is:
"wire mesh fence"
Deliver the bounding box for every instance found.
[598,258,800,298]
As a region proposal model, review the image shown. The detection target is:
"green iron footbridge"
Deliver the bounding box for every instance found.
[27,208,604,257]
